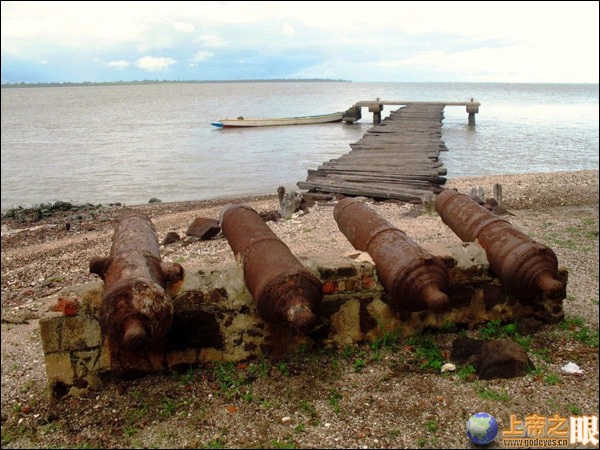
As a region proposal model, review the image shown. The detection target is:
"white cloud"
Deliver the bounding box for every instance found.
[191,51,214,63]
[108,60,130,69]
[194,34,225,47]
[282,24,295,36]
[1,1,598,83]
[136,56,176,72]
[173,21,194,33]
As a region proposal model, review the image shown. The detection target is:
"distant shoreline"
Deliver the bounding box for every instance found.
[3,80,598,89]
[0,79,351,89]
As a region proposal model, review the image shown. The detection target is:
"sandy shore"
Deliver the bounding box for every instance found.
[1,170,598,448]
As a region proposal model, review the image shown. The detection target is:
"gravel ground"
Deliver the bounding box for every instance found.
[1,170,598,449]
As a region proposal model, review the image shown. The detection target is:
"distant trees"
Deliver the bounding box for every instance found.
[1,78,351,88]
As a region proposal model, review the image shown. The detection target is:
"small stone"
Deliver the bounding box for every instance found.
[561,362,583,374]
[161,231,181,245]
[185,217,220,239]
[281,416,292,423]
[474,339,535,380]
[441,363,456,373]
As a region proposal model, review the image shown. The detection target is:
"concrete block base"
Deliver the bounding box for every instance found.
[39,243,566,398]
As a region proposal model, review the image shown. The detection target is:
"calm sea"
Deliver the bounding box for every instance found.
[1,82,598,212]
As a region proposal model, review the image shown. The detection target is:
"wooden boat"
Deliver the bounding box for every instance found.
[211,111,344,128]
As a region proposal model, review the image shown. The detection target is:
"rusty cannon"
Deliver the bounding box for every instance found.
[220,204,322,332]
[435,189,564,300]
[333,197,449,311]
[90,211,184,348]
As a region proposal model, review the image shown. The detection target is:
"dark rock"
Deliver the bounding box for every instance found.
[162,231,181,245]
[473,338,535,380]
[452,336,534,379]
[451,336,484,363]
[54,200,73,211]
[484,198,498,208]
[148,197,162,203]
[401,207,424,218]
[259,210,281,222]
[516,317,545,334]
[185,217,220,239]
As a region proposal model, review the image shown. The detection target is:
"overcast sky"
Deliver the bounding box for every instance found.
[1,1,598,84]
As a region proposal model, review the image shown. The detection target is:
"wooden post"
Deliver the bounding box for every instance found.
[493,183,503,209]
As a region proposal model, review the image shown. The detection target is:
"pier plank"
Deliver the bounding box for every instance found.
[297,103,454,202]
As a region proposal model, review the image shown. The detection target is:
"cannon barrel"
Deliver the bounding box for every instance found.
[435,189,564,300]
[90,211,183,348]
[333,198,449,311]
[220,204,322,332]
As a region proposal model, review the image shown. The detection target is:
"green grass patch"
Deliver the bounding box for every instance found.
[208,361,266,401]
[203,437,226,449]
[544,372,561,385]
[476,384,511,402]
[294,424,306,434]
[353,357,366,372]
[426,420,438,433]
[478,320,532,351]
[560,317,599,347]
[407,336,444,371]
[327,389,343,414]
[298,399,319,424]
[269,437,297,449]
[457,363,477,381]
[478,320,518,340]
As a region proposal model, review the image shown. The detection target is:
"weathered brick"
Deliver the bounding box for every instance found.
[344,278,362,292]
[361,275,375,290]
[61,315,102,351]
[44,352,74,385]
[39,312,65,354]
[322,281,336,294]
[328,299,363,347]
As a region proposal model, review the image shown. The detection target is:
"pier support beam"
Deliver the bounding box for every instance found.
[368,102,384,125]
[466,100,479,126]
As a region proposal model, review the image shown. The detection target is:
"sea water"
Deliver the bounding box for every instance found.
[1,82,598,212]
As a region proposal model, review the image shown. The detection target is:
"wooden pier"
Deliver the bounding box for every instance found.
[297,101,479,202]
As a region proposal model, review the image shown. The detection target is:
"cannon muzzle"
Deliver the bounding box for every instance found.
[435,189,564,300]
[90,211,183,348]
[334,197,449,311]
[220,204,322,332]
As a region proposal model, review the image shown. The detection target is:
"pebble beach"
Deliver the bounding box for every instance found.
[1,170,598,449]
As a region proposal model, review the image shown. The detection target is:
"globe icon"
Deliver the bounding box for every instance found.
[466,412,499,445]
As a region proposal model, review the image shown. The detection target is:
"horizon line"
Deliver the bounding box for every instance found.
[2,79,598,88]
